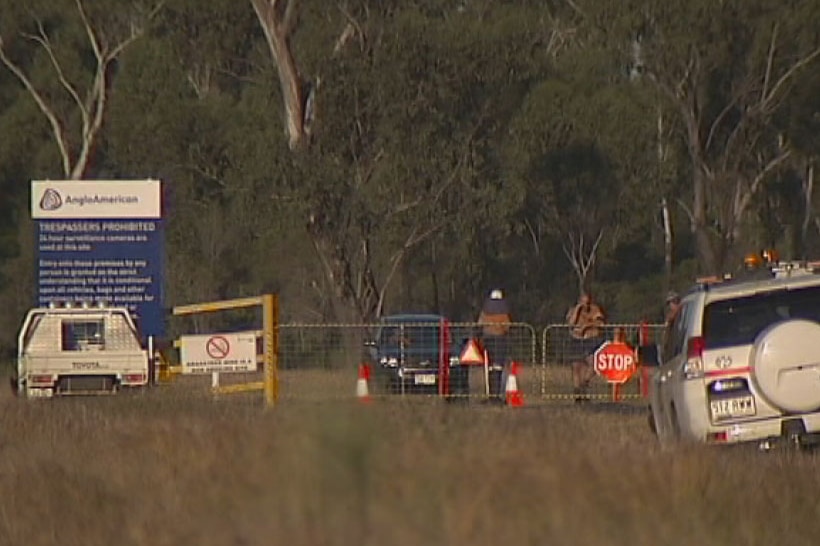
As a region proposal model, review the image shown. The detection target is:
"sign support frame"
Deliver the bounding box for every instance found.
[172,294,279,407]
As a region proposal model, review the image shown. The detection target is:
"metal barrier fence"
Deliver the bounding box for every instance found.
[540,323,666,400]
[278,321,538,370]
[159,319,665,403]
[276,321,537,400]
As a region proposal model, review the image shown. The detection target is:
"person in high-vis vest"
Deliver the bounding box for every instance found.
[477,289,512,402]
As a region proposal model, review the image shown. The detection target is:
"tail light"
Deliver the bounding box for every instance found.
[707,431,729,443]
[29,374,54,385]
[683,336,704,379]
[123,373,146,384]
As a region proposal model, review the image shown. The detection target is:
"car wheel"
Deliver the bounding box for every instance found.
[647,407,657,435]
[669,404,681,441]
[753,319,820,413]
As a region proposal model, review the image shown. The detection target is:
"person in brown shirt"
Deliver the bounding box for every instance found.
[566,292,606,402]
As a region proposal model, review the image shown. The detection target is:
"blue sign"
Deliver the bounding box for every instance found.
[31,180,165,340]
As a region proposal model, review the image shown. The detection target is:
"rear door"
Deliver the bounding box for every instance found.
[655,300,696,438]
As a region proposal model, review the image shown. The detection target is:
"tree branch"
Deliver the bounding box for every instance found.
[762,46,820,114]
[761,22,778,104]
[704,95,742,154]
[675,197,695,226]
[335,2,365,55]
[75,0,102,61]
[21,20,86,123]
[734,148,792,218]
[0,36,72,177]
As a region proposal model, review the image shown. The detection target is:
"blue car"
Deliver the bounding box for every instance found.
[365,314,469,396]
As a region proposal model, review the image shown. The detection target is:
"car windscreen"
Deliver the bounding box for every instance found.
[703,285,820,349]
[377,323,442,354]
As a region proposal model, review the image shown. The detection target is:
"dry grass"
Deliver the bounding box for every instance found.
[0,368,818,546]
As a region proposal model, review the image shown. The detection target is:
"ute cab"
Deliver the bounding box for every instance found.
[16,302,150,398]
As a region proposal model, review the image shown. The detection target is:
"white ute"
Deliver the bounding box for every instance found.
[16,303,150,398]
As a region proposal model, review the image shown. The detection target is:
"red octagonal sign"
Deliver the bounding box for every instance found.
[593,341,636,384]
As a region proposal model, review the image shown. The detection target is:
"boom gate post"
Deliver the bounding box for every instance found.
[172,294,279,407]
[263,293,279,407]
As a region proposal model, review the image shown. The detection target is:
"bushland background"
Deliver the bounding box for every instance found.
[1,0,819,351]
[2,3,819,544]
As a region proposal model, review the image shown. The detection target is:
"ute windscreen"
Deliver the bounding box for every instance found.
[703,286,820,349]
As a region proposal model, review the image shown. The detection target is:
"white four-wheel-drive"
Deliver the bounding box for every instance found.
[649,260,820,450]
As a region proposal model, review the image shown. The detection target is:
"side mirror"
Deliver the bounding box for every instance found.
[637,344,660,367]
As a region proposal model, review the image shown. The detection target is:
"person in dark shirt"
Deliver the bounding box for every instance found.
[477,289,512,402]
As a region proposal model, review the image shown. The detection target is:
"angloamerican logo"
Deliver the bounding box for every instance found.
[39,188,139,210]
[39,188,63,211]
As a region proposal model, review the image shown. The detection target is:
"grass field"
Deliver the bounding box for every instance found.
[1,368,818,546]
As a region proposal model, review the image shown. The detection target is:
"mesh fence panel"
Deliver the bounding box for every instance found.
[540,323,666,400]
[158,321,665,403]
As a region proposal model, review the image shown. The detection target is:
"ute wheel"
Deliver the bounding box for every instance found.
[9,376,19,396]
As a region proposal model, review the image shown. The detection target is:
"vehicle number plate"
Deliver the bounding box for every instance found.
[414,374,436,385]
[710,396,756,421]
[29,388,53,398]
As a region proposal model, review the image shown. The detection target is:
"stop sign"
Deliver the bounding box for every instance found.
[593,341,636,384]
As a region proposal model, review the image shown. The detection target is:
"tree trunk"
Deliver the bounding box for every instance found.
[661,197,673,289]
[250,0,308,151]
[801,161,815,260]
[691,169,720,274]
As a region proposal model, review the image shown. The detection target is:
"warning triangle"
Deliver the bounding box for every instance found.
[460,338,485,365]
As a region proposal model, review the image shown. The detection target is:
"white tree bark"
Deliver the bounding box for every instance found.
[649,26,820,273]
[0,0,162,179]
[661,196,672,288]
[562,230,603,295]
[250,0,308,151]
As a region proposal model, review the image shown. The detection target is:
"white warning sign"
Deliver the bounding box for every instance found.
[180,331,257,374]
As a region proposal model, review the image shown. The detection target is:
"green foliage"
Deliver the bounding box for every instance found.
[0,0,818,349]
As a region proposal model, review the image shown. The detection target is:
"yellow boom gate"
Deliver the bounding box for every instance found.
[168,294,279,407]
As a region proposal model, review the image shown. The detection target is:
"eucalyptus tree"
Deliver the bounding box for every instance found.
[769,65,820,259]
[102,0,284,325]
[0,0,165,180]
[589,0,820,273]
[247,0,570,322]
[503,44,661,302]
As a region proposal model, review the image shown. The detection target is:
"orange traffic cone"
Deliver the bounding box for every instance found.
[356,363,371,403]
[505,361,524,407]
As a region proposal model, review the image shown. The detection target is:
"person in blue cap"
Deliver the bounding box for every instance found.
[477,289,512,402]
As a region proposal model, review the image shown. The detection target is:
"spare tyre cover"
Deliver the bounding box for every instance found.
[753,319,820,413]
